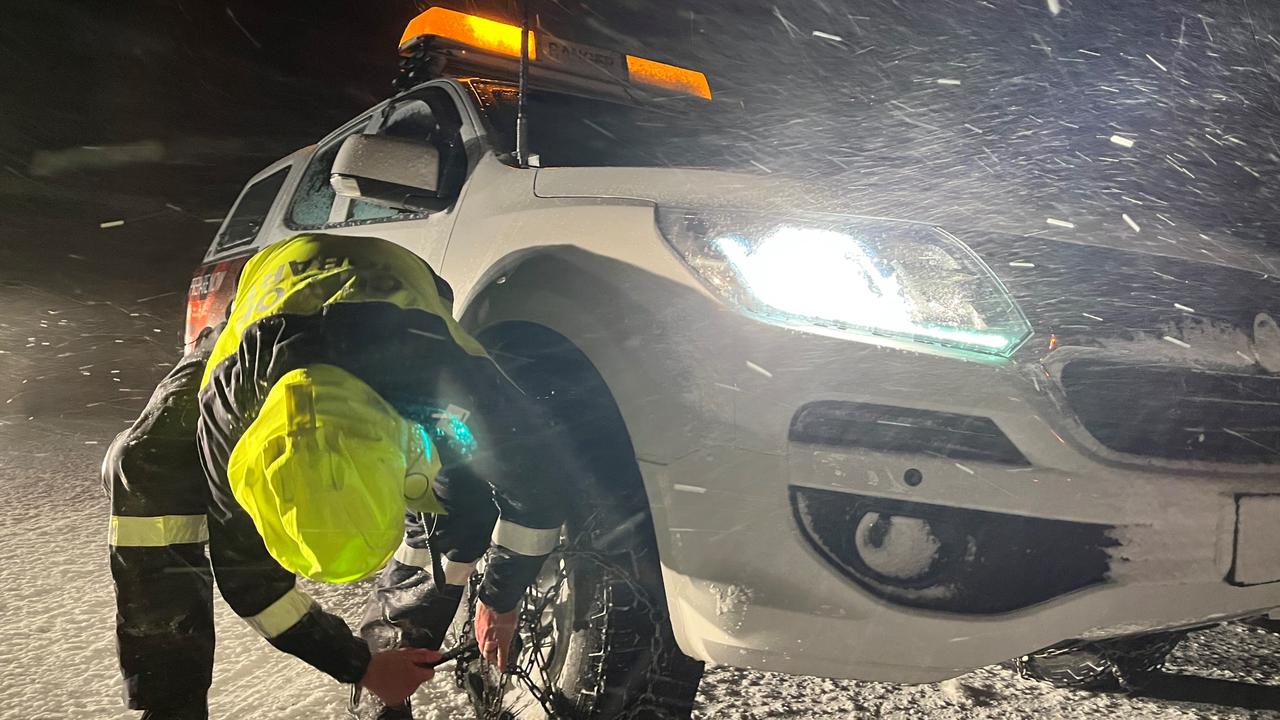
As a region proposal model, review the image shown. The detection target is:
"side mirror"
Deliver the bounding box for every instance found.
[330,134,441,212]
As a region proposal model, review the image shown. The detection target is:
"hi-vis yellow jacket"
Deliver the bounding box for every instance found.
[105,234,569,708]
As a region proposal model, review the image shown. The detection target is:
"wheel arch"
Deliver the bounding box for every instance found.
[456,250,679,555]
[471,319,658,544]
[455,246,711,468]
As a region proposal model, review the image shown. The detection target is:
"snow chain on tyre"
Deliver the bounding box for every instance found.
[1014,630,1188,691]
[456,543,697,719]
[462,326,704,719]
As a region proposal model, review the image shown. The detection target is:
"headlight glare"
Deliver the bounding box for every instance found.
[657,208,1031,357]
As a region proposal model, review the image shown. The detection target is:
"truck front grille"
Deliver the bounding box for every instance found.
[1061,360,1280,464]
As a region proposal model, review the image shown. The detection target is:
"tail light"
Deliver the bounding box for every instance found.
[184,255,250,352]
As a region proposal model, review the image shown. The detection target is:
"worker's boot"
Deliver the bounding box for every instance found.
[400,583,466,650]
[361,563,467,652]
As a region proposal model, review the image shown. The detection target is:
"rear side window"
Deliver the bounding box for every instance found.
[215,168,288,251]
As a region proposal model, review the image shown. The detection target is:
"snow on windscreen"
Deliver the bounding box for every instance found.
[478,83,758,171]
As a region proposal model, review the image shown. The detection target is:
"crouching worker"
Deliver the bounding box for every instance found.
[104,234,573,719]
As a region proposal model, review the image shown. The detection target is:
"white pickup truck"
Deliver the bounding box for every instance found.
[185,7,1280,718]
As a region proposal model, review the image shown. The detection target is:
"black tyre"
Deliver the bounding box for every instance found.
[1015,630,1188,690]
[461,324,705,720]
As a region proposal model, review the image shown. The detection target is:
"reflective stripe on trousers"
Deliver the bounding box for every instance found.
[109,514,208,547]
[492,519,560,556]
[393,542,476,586]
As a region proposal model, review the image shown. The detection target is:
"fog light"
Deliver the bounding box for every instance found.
[854,513,941,582]
[791,487,1116,614]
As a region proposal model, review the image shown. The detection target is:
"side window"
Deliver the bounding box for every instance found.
[287,116,375,229]
[215,168,289,251]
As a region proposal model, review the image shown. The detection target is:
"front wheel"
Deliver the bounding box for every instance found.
[459,532,704,719]
[461,323,705,719]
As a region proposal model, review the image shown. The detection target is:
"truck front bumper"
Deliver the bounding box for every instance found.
[632,320,1280,682]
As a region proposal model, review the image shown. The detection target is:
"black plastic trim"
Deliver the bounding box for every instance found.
[1062,360,1280,464]
[789,401,1029,466]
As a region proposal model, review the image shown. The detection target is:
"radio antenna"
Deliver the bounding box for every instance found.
[515,0,532,167]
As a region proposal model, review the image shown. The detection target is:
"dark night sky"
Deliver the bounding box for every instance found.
[2,1,419,211]
[0,1,723,155]
[0,1,729,212]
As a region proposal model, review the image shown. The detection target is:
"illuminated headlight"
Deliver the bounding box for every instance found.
[657,208,1032,357]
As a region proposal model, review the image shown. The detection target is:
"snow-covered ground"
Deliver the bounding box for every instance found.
[3,210,1279,719]
[696,626,1280,719]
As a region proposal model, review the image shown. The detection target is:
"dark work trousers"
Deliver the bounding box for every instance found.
[359,469,499,652]
[105,349,215,716]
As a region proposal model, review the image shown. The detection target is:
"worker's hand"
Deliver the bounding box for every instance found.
[360,647,441,706]
[475,601,520,669]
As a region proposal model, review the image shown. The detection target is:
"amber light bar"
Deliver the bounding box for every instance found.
[399,7,535,59]
[399,7,712,100]
[625,54,712,100]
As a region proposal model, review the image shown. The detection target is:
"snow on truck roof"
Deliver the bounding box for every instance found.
[397,7,712,102]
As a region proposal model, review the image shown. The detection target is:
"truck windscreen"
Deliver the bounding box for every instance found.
[470,82,755,171]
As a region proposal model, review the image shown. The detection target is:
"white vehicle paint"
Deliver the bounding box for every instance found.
[194,75,1280,684]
